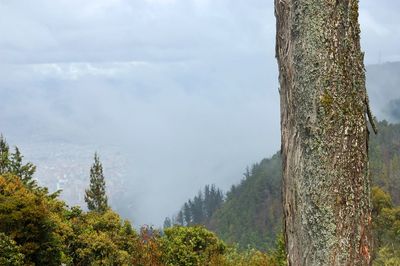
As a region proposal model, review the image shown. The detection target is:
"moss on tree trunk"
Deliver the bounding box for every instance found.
[275,0,372,265]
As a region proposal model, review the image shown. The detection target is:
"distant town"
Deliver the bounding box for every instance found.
[19,141,128,208]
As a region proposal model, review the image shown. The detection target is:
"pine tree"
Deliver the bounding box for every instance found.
[204,184,223,219]
[204,185,211,218]
[9,147,36,187]
[191,192,204,224]
[163,217,172,229]
[176,210,184,226]
[183,202,192,226]
[84,153,108,213]
[0,135,9,174]
[388,155,400,204]
[0,136,36,188]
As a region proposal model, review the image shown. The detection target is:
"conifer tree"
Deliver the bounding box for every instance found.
[163,217,172,229]
[85,153,108,212]
[183,202,192,226]
[191,192,204,224]
[0,135,36,188]
[0,135,9,174]
[176,210,184,226]
[9,147,36,187]
[204,184,223,219]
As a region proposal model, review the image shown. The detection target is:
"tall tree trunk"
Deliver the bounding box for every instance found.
[275,0,372,265]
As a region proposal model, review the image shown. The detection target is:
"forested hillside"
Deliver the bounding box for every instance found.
[209,154,282,250]
[1,122,399,264]
[170,155,283,251]
[369,120,400,204]
[0,136,286,265]
[367,62,400,122]
[172,120,400,262]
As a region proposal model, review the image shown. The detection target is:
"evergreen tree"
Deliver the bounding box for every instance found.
[175,210,184,226]
[163,217,172,229]
[206,185,223,219]
[172,184,224,229]
[204,185,212,219]
[0,135,9,174]
[243,166,251,179]
[183,202,191,226]
[388,155,400,203]
[85,153,108,213]
[9,147,36,187]
[191,192,204,224]
[0,136,36,188]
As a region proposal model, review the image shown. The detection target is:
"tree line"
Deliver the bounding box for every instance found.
[167,120,400,263]
[0,135,286,265]
[2,119,399,264]
[164,184,224,228]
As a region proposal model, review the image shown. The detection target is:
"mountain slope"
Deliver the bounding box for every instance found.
[203,121,400,251]
[366,62,400,122]
[209,153,282,250]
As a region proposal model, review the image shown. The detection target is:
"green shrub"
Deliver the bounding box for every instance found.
[161,226,226,265]
[68,209,138,265]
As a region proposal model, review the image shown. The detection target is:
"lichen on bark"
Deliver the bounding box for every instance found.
[275,0,372,265]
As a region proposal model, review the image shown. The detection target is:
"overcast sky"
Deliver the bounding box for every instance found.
[0,0,399,225]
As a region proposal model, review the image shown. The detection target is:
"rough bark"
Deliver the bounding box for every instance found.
[275,0,372,265]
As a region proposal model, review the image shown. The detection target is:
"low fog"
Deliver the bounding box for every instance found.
[0,0,399,225]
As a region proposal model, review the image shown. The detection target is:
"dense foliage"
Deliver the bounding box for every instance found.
[0,232,24,265]
[166,184,224,228]
[169,154,282,251]
[367,121,400,264]
[161,226,226,265]
[171,120,400,263]
[0,119,398,264]
[0,137,285,265]
[210,154,282,250]
[0,174,66,265]
[369,120,400,204]
[371,187,400,264]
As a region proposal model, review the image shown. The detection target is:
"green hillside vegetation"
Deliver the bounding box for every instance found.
[210,155,282,250]
[171,120,400,263]
[164,184,224,228]
[1,119,399,264]
[0,135,286,265]
[369,120,400,204]
[169,154,282,251]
